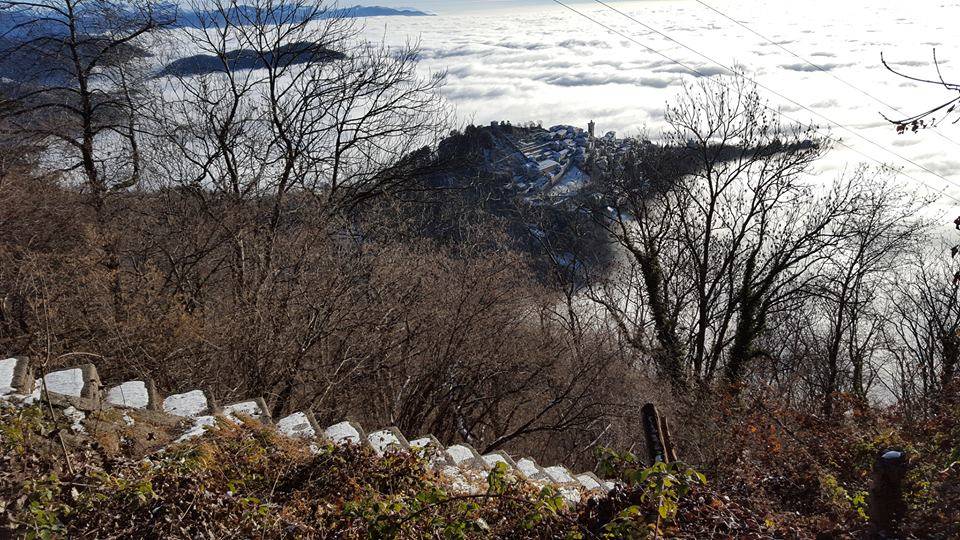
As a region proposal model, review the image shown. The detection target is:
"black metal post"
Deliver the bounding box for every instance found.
[868,448,908,539]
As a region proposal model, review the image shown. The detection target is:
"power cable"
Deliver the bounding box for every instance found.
[691,0,960,151]
[544,0,960,203]
[584,0,960,194]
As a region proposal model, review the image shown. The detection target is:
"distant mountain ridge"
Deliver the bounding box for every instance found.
[157,41,346,77]
[172,5,432,28]
[0,4,431,39]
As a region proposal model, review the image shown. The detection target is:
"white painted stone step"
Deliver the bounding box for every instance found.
[277,412,318,439]
[163,390,210,417]
[38,368,85,397]
[409,434,446,451]
[575,473,602,491]
[445,443,486,469]
[223,399,267,422]
[516,457,549,480]
[544,465,577,485]
[481,451,516,470]
[106,381,150,409]
[445,444,474,465]
[409,435,453,466]
[0,353,620,504]
[367,427,409,455]
[325,421,362,444]
[0,358,20,395]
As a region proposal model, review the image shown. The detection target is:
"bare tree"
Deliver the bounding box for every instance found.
[805,171,931,415]
[143,0,447,304]
[0,0,171,212]
[593,75,867,393]
[885,246,960,411]
[103,0,454,416]
[881,50,960,132]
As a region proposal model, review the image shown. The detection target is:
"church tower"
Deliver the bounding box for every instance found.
[588,120,596,153]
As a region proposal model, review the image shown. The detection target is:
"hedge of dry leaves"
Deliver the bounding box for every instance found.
[1,396,957,539]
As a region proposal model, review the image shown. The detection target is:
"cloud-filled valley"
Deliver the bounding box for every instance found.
[361,0,960,210]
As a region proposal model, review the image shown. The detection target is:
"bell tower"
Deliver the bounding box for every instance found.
[588,120,596,153]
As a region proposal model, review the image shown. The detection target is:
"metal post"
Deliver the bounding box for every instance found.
[868,448,908,539]
[641,403,667,465]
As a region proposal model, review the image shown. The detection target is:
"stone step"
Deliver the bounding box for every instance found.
[163,389,211,417]
[444,443,489,470]
[409,434,444,451]
[367,427,410,455]
[481,450,518,471]
[106,380,161,410]
[2,353,620,500]
[37,364,101,401]
[515,457,551,481]
[222,398,271,424]
[575,472,603,491]
[543,465,578,486]
[0,357,33,396]
[409,434,452,466]
[325,420,365,445]
[277,411,321,439]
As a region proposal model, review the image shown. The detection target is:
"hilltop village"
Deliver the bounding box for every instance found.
[486,121,635,200]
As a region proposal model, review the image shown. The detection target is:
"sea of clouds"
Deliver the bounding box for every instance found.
[360,0,960,212]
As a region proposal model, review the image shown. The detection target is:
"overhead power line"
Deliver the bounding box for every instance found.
[584,0,960,193]
[691,0,960,152]
[542,0,960,204]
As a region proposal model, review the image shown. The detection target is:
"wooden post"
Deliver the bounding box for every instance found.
[641,403,667,465]
[659,414,678,463]
[868,449,908,539]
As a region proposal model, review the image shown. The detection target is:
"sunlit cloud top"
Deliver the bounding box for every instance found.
[358,0,960,209]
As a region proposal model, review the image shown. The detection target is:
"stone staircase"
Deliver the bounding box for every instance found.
[0,357,617,505]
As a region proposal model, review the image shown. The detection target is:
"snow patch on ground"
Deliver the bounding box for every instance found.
[441,465,487,495]
[559,487,582,506]
[176,415,216,443]
[576,474,601,490]
[62,405,86,433]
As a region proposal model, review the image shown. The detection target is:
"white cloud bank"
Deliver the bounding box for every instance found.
[361,0,960,209]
